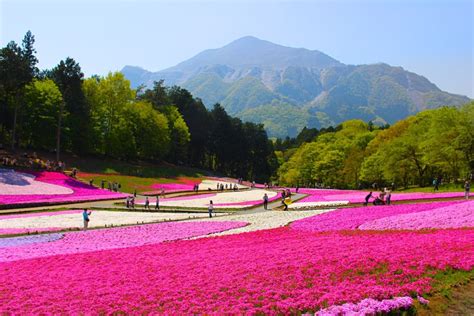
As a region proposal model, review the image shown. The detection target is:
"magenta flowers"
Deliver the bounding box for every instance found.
[0,221,247,262]
[294,188,466,205]
[291,201,465,232]
[0,227,473,314]
[360,200,474,231]
[0,170,126,206]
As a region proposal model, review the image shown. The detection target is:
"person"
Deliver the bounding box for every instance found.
[281,190,286,200]
[433,178,439,191]
[144,196,150,210]
[155,195,160,210]
[126,196,130,209]
[131,197,135,209]
[208,200,214,218]
[263,193,269,210]
[134,189,137,198]
[82,209,91,230]
[295,185,299,193]
[282,197,288,211]
[465,180,471,200]
[385,188,392,205]
[364,191,373,206]
[373,195,385,206]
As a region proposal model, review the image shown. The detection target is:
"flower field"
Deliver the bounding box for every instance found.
[0,170,126,207]
[0,183,472,314]
[359,200,474,231]
[290,200,468,232]
[137,189,277,209]
[294,188,467,205]
[0,221,247,262]
[0,227,472,314]
[143,178,248,195]
[0,210,229,235]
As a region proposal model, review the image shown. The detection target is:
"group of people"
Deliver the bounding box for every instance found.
[216,183,239,191]
[99,180,121,192]
[364,187,392,206]
[1,152,66,172]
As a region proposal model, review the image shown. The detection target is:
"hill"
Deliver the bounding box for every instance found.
[122,36,470,137]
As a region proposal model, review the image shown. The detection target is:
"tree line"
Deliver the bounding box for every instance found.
[0,31,277,182]
[277,104,474,189]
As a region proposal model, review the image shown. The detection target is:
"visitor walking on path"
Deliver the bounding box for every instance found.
[144,197,150,210]
[282,197,288,211]
[263,193,269,210]
[465,180,471,199]
[208,200,214,218]
[82,209,91,231]
[155,195,160,210]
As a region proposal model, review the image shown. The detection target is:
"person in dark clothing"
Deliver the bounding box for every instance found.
[364,191,373,206]
[263,193,269,210]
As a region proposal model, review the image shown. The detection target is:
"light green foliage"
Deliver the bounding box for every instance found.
[83,72,172,160]
[278,120,377,187]
[280,105,474,189]
[23,79,63,149]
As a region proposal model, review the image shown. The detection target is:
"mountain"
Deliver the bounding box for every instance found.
[122,36,471,138]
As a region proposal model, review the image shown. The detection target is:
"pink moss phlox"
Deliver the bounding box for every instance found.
[360,200,474,230]
[0,171,126,206]
[295,188,466,204]
[0,221,247,262]
[291,201,464,232]
[0,227,472,314]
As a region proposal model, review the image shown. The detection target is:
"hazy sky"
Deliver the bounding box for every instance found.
[1,0,473,97]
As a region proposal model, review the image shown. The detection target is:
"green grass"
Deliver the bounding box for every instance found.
[66,155,209,194]
[397,183,464,193]
[414,268,474,315]
[78,172,204,194]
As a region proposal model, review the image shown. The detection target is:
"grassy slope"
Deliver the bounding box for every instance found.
[71,157,207,194]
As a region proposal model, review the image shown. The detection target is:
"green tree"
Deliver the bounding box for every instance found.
[23,79,63,149]
[49,57,90,157]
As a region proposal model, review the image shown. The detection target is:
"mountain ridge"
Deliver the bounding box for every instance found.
[122,36,470,137]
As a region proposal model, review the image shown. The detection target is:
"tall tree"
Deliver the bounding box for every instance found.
[49,58,90,157]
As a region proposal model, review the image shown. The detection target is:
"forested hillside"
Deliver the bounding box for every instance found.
[277,104,474,188]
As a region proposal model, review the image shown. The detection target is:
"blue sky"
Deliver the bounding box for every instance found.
[1,0,473,97]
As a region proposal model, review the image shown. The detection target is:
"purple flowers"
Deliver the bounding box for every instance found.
[316,296,414,315]
[0,233,63,248]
